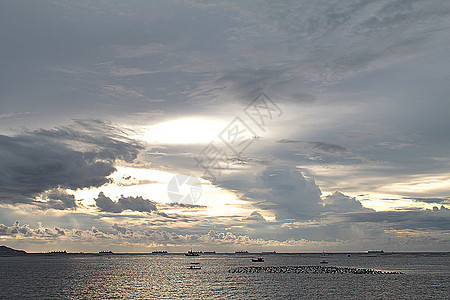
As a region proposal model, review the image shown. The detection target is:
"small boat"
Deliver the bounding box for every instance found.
[252,257,264,262]
[152,250,168,254]
[320,259,328,264]
[185,248,200,256]
[235,250,249,254]
[187,265,201,270]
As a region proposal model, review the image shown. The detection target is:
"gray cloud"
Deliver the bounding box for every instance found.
[242,165,324,220]
[323,191,372,213]
[187,0,450,109]
[38,189,78,210]
[94,192,157,213]
[0,120,143,204]
[3,217,449,252]
[160,202,207,209]
[307,142,347,153]
[340,207,450,231]
[111,223,129,234]
[277,140,347,153]
[407,197,450,204]
[0,135,113,202]
[0,221,65,238]
[277,139,299,144]
[260,0,450,83]
[245,211,266,222]
[0,120,143,205]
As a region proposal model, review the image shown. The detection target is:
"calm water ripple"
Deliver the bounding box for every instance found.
[1,253,448,299]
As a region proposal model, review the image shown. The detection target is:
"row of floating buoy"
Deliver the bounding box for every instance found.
[229,266,402,274]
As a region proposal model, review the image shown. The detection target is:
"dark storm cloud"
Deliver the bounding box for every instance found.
[94,192,157,213]
[0,120,144,204]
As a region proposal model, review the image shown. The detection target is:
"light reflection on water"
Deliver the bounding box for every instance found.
[1,253,449,299]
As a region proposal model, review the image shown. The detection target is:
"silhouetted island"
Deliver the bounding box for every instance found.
[0,245,27,256]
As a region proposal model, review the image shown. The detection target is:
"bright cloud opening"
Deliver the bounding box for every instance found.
[138,118,228,145]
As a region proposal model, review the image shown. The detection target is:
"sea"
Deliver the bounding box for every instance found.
[0,252,448,299]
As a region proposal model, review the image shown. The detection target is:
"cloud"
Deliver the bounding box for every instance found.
[277,140,347,153]
[323,191,372,213]
[307,142,347,153]
[101,84,146,99]
[277,139,300,144]
[241,165,324,220]
[258,0,450,83]
[38,189,78,210]
[3,219,449,252]
[159,202,207,209]
[0,120,143,204]
[407,197,450,204]
[245,211,266,222]
[340,208,450,231]
[0,221,112,241]
[213,67,288,102]
[111,223,129,234]
[112,43,168,58]
[0,111,34,119]
[187,0,450,109]
[0,221,66,238]
[228,155,273,167]
[109,67,157,77]
[94,192,157,213]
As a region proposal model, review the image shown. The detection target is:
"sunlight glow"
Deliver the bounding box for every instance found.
[71,166,256,217]
[139,118,228,144]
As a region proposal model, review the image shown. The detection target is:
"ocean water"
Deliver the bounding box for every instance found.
[0,253,448,299]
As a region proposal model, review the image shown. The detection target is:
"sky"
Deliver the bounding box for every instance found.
[1,0,449,253]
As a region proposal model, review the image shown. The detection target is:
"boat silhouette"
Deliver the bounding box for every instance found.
[185,248,200,256]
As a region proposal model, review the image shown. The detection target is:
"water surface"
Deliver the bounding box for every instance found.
[1,253,448,299]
